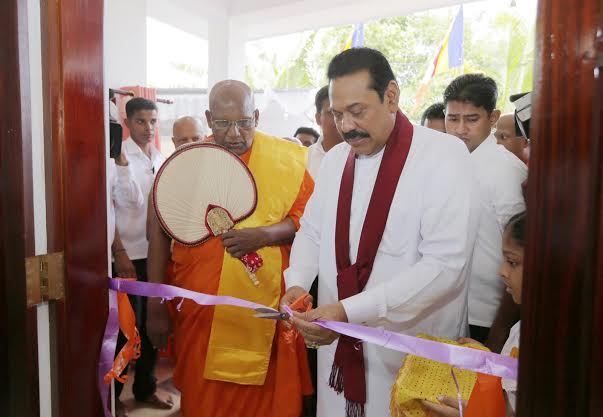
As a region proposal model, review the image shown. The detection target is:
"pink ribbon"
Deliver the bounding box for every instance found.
[99,278,518,416]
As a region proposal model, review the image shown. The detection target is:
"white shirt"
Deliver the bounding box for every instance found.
[307,136,327,180]
[501,320,520,412]
[285,126,480,417]
[114,138,165,260]
[108,159,145,246]
[469,135,527,327]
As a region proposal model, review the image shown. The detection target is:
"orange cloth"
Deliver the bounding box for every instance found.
[170,147,315,417]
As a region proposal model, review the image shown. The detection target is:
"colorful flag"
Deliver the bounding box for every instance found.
[415,6,464,106]
[344,23,364,50]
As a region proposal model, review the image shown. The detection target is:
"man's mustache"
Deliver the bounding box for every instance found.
[343,130,370,141]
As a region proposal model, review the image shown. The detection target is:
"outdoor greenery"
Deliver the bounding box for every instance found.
[245,3,535,121]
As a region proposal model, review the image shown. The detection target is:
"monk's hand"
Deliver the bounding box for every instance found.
[221,227,268,259]
[113,251,137,278]
[146,297,172,349]
[290,302,348,347]
[420,396,465,417]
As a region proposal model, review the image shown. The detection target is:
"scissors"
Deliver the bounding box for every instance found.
[253,293,313,321]
[253,307,290,320]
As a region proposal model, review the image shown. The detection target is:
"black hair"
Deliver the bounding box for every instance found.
[315,86,329,114]
[443,73,498,114]
[420,102,445,125]
[505,211,527,248]
[294,127,320,140]
[327,47,396,101]
[125,97,158,119]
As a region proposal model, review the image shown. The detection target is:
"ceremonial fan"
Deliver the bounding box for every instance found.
[152,143,263,286]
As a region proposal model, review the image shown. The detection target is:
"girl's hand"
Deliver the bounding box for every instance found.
[420,396,466,417]
[458,337,484,347]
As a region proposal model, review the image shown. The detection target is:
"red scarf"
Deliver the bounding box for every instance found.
[331,111,413,417]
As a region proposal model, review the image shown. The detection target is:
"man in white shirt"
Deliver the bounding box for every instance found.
[283,47,479,417]
[494,113,529,164]
[113,97,172,412]
[420,102,446,133]
[443,74,527,349]
[294,126,320,147]
[109,153,144,276]
[306,86,344,180]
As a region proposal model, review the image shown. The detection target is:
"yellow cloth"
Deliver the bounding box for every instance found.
[390,334,490,417]
[204,131,308,385]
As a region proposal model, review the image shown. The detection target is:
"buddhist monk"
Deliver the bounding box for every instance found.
[146,80,314,417]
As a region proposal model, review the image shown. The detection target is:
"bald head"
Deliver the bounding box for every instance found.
[205,80,259,155]
[172,116,205,149]
[209,80,255,112]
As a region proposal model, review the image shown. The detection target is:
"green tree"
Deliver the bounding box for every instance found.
[245,4,535,122]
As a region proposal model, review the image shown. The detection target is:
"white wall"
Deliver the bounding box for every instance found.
[105,0,148,88]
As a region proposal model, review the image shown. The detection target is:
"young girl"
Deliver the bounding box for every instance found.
[421,211,526,417]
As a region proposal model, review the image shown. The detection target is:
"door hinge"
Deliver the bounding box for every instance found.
[25,252,65,307]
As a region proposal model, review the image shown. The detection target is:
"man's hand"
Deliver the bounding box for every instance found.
[113,251,137,278]
[221,227,268,259]
[281,286,313,308]
[146,297,172,349]
[420,396,466,417]
[290,302,348,347]
[115,151,129,166]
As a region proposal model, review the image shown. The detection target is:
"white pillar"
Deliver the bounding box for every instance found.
[227,25,246,82]
[208,13,230,89]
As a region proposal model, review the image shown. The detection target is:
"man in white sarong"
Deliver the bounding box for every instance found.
[283,47,480,417]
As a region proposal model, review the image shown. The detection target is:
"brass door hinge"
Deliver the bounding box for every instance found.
[25,252,65,307]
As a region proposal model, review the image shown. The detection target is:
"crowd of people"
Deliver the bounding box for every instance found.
[108,47,530,417]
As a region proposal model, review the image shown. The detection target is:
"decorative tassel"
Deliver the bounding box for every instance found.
[345,400,365,417]
[329,363,344,393]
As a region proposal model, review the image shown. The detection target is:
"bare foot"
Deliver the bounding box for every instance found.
[115,399,129,417]
[138,390,174,410]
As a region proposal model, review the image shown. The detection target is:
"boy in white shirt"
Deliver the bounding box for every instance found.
[444,74,526,349]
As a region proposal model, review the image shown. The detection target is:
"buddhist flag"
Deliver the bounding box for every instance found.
[415,6,464,105]
[344,23,364,50]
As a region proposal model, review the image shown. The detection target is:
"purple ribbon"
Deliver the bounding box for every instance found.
[99,288,119,417]
[99,278,518,416]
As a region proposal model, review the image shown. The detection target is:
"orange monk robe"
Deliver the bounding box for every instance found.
[170,148,314,417]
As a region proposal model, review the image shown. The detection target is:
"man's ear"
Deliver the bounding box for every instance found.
[254,109,260,126]
[385,80,400,112]
[123,118,131,130]
[315,112,321,126]
[490,109,501,126]
[205,110,212,128]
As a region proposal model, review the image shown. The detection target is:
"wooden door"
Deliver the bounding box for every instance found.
[520,0,603,415]
[41,0,108,416]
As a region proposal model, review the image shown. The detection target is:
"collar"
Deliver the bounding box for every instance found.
[124,137,161,162]
[471,133,496,157]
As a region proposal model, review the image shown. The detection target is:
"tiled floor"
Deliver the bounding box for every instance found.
[120,357,182,417]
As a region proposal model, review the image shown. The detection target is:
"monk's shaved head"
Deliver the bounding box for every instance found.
[173,116,203,135]
[206,80,259,155]
[172,116,205,149]
[209,80,255,113]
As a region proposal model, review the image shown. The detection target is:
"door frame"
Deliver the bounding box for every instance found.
[0,0,39,416]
